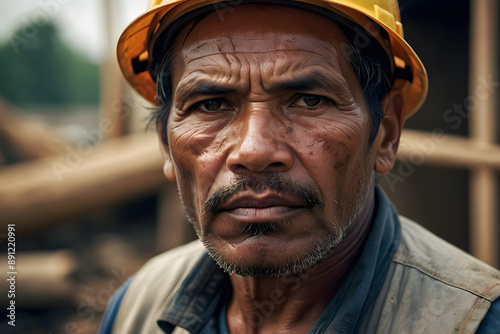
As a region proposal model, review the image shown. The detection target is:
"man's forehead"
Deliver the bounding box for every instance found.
[180,34,343,62]
[175,4,348,60]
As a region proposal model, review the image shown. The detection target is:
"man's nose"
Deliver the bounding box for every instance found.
[226,111,293,174]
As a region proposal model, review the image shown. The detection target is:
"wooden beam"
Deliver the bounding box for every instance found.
[468,0,499,267]
[100,0,126,140]
[398,129,500,170]
[0,133,167,233]
[0,99,71,159]
[0,251,77,307]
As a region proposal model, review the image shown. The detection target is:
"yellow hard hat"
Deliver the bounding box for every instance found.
[117,0,428,117]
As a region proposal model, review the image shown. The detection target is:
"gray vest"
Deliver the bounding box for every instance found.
[111,217,500,333]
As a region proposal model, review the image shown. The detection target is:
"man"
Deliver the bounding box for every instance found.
[101,0,500,333]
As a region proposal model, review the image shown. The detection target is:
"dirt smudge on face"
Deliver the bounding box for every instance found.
[331,141,348,169]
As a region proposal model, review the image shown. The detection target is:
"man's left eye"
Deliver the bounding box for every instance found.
[292,95,324,107]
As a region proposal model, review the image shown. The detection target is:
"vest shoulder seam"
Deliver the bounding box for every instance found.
[391,257,499,302]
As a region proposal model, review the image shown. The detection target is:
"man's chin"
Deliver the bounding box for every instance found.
[202,233,342,278]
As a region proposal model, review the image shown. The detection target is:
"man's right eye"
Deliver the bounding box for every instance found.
[192,98,232,112]
[202,99,222,110]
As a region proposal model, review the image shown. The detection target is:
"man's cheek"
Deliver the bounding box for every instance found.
[175,172,202,227]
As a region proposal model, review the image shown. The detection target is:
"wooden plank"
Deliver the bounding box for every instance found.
[100,0,126,140]
[0,133,167,232]
[0,251,77,307]
[398,129,500,170]
[0,99,71,159]
[468,0,499,267]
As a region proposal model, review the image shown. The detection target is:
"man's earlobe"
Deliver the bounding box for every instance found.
[163,156,176,181]
[157,125,176,181]
[373,89,405,175]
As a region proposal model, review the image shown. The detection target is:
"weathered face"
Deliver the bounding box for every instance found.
[161,5,390,276]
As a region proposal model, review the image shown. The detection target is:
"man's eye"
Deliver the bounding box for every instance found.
[292,95,324,107]
[202,99,222,110]
[195,98,231,112]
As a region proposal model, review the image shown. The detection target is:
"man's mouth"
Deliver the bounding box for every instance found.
[203,173,324,215]
[216,193,308,222]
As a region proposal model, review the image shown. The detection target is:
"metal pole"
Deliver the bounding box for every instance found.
[469,0,499,267]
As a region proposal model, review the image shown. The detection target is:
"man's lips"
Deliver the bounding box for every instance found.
[221,194,307,210]
[215,194,309,221]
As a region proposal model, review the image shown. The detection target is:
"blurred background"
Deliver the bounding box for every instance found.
[0,0,498,333]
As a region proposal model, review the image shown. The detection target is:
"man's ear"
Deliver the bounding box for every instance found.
[373,89,405,175]
[157,125,176,181]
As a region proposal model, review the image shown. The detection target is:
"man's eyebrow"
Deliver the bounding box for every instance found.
[174,71,350,105]
[175,81,238,103]
[268,71,349,94]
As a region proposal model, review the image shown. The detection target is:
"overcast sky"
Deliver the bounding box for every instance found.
[0,0,147,62]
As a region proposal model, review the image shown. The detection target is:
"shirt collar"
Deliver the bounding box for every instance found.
[309,186,401,333]
[157,252,230,333]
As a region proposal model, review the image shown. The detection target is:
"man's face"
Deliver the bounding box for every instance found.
[162,5,381,276]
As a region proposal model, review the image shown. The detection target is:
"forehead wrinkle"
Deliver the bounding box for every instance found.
[262,45,352,97]
[174,52,247,106]
[182,45,345,86]
[183,49,331,66]
[181,33,342,62]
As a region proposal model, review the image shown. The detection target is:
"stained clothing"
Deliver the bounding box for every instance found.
[99,188,500,333]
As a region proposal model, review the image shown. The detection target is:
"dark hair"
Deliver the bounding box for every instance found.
[152,4,393,146]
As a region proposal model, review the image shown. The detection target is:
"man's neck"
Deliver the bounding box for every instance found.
[226,195,376,334]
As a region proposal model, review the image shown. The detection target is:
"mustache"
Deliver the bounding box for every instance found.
[204,173,324,214]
